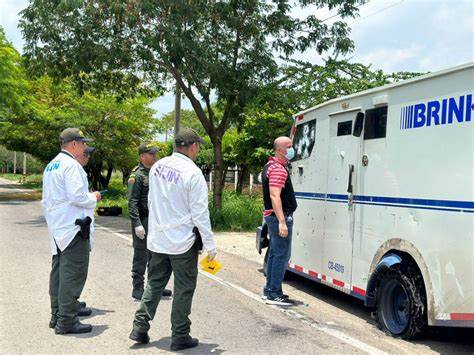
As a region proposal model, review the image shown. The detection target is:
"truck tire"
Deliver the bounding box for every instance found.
[374,263,427,339]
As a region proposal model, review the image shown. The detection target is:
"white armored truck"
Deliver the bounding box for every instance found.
[257,62,473,339]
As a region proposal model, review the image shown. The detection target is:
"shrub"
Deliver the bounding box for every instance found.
[209,191,263,232]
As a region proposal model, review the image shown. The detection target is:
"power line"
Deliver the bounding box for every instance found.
[320,0,404,24]
[321,1,369,22]
[349,0,405,25]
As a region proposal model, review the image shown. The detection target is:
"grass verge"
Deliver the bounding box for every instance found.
[0,173,43,190]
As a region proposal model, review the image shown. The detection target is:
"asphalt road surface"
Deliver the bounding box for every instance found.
[0,178,473,354]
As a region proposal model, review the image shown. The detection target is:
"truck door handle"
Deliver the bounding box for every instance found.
[347,164,354,193]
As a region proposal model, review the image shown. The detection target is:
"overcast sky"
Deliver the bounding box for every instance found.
[1,0,473,117]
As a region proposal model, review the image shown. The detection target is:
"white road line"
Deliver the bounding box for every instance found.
[99,222,388,355]
[95,224,133,245]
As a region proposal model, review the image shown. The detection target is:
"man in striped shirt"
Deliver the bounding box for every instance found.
[261,136,298,306]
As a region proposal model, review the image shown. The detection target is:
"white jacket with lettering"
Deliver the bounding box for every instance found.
[147,152,216,254]
[41,151,97,255]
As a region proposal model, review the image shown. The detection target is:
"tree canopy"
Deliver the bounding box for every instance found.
[1,75,159,189]
[0,27,30,119]
[20,0,366,208]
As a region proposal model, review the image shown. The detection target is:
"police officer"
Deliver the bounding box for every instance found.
[129,128,217,351]
[77,146,95,168]
[42,128,101,334]
[128,143,172,301]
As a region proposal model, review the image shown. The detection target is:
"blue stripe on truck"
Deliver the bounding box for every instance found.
[294,192,474,213]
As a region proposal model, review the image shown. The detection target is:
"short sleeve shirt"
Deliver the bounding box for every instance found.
[263,157,288,217]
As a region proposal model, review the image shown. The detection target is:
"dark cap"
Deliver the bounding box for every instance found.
[84,147,95,157]
[174,127,204,147]
[60,128,93,144]
[138,143,159,155]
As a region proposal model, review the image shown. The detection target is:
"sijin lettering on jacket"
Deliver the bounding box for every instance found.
[154,164,183,185]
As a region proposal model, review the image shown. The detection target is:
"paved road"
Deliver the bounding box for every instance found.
[0,178,473,354]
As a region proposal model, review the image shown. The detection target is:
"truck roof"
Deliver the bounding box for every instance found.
[294,61,474,118]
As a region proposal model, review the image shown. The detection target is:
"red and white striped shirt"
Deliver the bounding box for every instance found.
[263,156,288,217]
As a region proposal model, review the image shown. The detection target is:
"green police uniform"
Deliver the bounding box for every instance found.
[128,162,152,299]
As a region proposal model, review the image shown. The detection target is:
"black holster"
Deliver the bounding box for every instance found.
[193,227,203,251]
[75,216,92,240]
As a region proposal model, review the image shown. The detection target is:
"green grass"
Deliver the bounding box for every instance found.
[99,179,263,232]
[0,173,43,190]
[209,190,263,232]
[97,178,129,217]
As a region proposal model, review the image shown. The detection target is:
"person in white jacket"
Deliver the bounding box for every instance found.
[42,128,101,335]
[129,127,217,351]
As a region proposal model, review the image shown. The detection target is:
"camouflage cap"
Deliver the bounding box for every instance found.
[174,127,204,146]
[60,128,93,143]
[138,143,159,155]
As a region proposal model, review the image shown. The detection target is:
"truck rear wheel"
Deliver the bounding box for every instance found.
[374,263,427,339]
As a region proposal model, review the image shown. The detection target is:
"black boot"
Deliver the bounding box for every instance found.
[170,336,199,351]
[129,329,150,344]
[55,321,92,334]
[78,306,92,316]
[162,289,172,297]
[49,315,57,329]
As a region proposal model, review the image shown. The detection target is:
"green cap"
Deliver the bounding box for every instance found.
[59,128,93,144]
[138,143,159,155]
[174,127,204,147]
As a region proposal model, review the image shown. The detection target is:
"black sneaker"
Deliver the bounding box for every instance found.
[129,329,150,344]
[55,321,92,334]
[78,301,87,309]
[170,336,199,351]
[162,289,172,297]
[265,296,294,306]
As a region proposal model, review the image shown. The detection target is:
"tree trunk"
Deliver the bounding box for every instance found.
[174,82,181,135]
[90,161,102,190]
[122,167,132,185]
[102,164,113,188]
[211,140,224,209]
[236,165,248,195]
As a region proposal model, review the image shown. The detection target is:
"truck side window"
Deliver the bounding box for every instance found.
[364,106,387,140]
[337,121,352,136]
[293,119,316,161]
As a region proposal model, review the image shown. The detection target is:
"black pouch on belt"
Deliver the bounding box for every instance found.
[193,227,203,251]
[75,216,92,240]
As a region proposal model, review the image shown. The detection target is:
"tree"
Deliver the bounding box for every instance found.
[0,76,159,189]
[0,26,30,119]
[158,109,205,139]
[20,0,365,208]
[228,59,424,193]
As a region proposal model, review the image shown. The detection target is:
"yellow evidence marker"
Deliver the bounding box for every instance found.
[200,257,222,275]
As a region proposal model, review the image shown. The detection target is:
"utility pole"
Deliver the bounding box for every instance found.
[23,152,27,175]
[13,151,17,174]
[174,82,181,136]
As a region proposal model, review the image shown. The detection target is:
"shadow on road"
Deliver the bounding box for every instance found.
[80,308,116,322]
[284,272,474,353]
[15,216,46,227]
[64,324,109,338]
[130,336,224,353]
[0,200,31,206]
